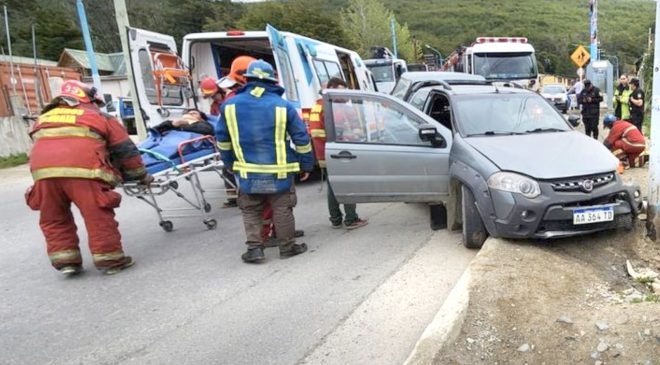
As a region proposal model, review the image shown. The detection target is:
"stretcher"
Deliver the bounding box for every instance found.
[121,134,236,232]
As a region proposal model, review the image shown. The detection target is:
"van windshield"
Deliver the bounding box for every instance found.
[453,94,570,137]
[473,52,537,81]
[368,64,394,83]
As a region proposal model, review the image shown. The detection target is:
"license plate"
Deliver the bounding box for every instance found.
[573,206,614,225]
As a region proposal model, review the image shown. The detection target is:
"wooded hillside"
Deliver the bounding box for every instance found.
[0,0,654,77]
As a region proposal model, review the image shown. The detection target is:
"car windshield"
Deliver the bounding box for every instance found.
[453,94,571,136]
[368,64,395,83]
[473,52,537,80]
[543,85,565,94]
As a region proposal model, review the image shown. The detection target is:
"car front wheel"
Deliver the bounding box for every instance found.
[461,185,487,249]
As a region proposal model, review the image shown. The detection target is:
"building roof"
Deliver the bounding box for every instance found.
[0,55,58,66]
[59,48,126,76]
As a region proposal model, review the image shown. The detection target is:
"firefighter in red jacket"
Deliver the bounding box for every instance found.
[308,77,367,230]
[200,77,224,116]
[26,80,151,276]
[602,114,647,168]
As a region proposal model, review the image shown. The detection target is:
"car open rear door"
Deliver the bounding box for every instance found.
[127,27,192,128]
[266,24,302,108]
[322,89,452,204]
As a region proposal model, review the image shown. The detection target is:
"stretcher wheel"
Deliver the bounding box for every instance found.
[204,202,212,213]
[160,220,174,232]
[204,219,217,230]
[169,181,179,189]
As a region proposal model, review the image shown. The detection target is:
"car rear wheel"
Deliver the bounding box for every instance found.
[461,185,487,249]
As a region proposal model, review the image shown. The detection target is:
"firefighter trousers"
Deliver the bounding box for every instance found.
[26,178,130,270]
[238,186,297,251]
[612,140,646,167]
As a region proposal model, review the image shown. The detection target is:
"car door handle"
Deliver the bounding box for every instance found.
[330,151,357,159]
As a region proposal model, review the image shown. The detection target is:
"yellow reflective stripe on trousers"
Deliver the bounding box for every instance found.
[233,161,300,174]
[275,107,287,179]
[224,104,248,178]
[295,143,312,154]
[33,126,103,141]
[48,249,81,262]
[32,167,119,185]
[93,251,125,262]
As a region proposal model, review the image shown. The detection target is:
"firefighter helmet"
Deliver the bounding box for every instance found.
[603,114,616,128]
[60,80,105,106]
[245,59,278,83]
[200,77,219,97]
[229,55,257,85]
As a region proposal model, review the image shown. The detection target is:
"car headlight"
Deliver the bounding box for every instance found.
[487,172,541,199]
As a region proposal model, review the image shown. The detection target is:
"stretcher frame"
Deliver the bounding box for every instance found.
[121,136,236,232]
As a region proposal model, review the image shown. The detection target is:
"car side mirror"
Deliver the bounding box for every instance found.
[568,115,580,127]
[419,124,446,148]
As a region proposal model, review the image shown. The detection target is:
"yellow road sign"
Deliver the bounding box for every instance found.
[571,46,590,68]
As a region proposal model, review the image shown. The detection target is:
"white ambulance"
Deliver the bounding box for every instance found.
[127,25,375,127]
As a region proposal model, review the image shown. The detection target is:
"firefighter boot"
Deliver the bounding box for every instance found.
[280,243,308,258]
[103,256,135,275]
[59,265,83,276]
[242,247,265,263]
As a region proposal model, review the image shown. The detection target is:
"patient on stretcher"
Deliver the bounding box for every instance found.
[154,109,214,136]
[139,109,218,174]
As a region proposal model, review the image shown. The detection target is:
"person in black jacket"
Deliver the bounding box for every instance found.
[577,79,603,139]
[154,109,214,136]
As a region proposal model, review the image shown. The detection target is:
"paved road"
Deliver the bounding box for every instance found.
[0,166,475,365]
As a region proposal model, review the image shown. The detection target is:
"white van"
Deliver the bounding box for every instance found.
[127,25,375,127]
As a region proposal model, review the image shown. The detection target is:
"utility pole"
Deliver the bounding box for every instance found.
[3,6,16,97]
[31,24,43,109]
[646,1,660,241]
[76,0,103,98]
[114,0,146,139]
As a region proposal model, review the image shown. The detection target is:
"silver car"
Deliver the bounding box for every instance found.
[321,81,641,249]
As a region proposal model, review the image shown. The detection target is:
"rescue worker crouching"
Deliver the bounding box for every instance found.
[602,114,647,168]
[26,80,152,276]
[216,60,314,263]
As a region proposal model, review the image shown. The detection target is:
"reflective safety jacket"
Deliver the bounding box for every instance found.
[613,85,632,120]
[216,81,314,194]
[29,99,147,186]
[308,99,326,167]
[604,120,646,151]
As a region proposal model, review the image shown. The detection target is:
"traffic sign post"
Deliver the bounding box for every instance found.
[576,67,584,81]
[571,45,590,68]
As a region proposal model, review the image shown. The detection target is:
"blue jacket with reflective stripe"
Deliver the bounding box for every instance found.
[216,81,313,194]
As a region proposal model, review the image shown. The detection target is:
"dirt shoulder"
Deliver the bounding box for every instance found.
[435,167,660,365]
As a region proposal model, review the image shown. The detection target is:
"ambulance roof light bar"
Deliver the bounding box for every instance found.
[476,37,528,44]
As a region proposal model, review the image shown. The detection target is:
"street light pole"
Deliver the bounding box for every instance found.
[424,44,443,68]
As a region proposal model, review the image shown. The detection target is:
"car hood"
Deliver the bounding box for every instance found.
[541,93,566,98]
[464,131,618,179]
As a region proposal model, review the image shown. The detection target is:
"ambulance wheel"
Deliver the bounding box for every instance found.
[160,220,174,232]
[204,202,212,213]
[204,219,217,230]
[169,181,179,189]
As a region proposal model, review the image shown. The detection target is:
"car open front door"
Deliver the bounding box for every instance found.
[322,90,452,204]
[127,27,192,128]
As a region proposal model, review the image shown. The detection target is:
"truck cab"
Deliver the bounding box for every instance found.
[364,58,408,94]
[127,25,375,128]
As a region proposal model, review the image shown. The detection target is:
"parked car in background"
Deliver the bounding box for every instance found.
[390,71,486,102]
[407,63,429,72]
[540,83,568,113]
[321,78,641,249]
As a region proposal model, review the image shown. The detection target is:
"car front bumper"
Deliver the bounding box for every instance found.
[486,175,641,239]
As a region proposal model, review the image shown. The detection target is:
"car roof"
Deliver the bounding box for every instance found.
[399,71,486,83]
[416,82,534,96]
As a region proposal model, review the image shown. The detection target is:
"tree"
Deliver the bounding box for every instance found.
[237,0,353,48]
[340,0,417,61]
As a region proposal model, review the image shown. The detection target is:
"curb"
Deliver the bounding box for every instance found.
[403,240,493,365]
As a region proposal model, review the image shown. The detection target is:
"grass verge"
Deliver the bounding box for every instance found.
[0,153,28,169]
